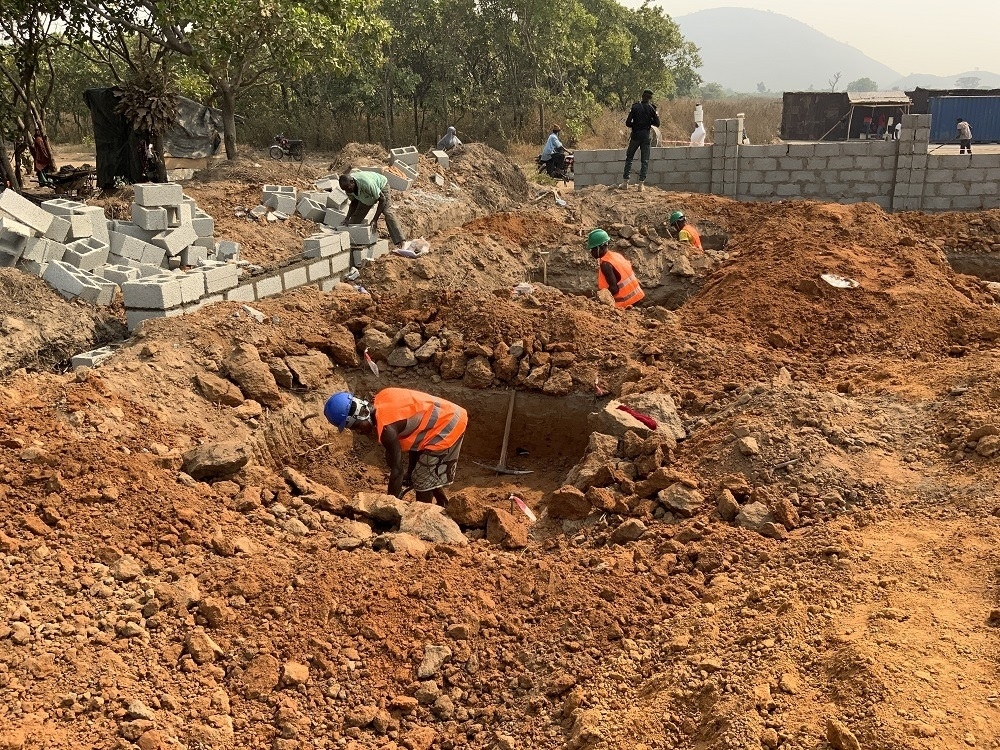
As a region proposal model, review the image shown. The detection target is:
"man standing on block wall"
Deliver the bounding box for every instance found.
[621,88,660,192]
[339,171,406,247]
[957,118,973,154]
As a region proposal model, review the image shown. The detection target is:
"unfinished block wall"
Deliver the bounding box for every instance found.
[573,115,999,213]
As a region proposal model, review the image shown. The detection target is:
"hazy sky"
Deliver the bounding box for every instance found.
[636,1,998,75]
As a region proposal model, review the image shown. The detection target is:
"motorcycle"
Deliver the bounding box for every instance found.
[269,134,304,162]
[536,148,573,183]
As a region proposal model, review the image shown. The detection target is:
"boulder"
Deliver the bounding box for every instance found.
[445,492,491,528]
[349,492,405,525]
[285,351,333,389]
[282,467,348,513]
[182,441,249,480]
[547,485,591,520]
[439,350,467,379]
[717,489,740,521]
[523,364,550,389]
[195,372,245,406]
[657,483,703,517]
[735,501,774,533]
[463,356,494,389]
[382,532,430,557]
[387,346,417,367]
[224,343,282,408]
[325,324,359,367]
[770,495,800,530]
[619,392,686,441]
[976,434,1000,457]
[361,328,394,360]
[563,432,619,489]
[609,518,646,544]
[414,337,441,362]
[542,368,574,396]
[486,508,528,549]
[399,502,468,545]
[826,719,861,750]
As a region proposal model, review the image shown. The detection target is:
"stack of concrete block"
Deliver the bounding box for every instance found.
[248,185,297,222]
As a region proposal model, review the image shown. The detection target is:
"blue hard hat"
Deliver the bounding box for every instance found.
[324,391,354,431]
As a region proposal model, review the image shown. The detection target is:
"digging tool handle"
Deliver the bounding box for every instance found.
[497,389,516,469]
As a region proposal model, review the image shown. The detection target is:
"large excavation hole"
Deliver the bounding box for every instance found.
[947,252,1000,282]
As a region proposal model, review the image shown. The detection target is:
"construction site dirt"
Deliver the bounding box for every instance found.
[1,143,1000,750]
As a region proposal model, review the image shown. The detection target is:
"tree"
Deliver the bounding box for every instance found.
[115,63,178,181]
[847,77,878,92]
[698,82,725,100]
[828,71,842,92]
[756,82,767,94]
[78,0,389,158]
[956,76,981,88]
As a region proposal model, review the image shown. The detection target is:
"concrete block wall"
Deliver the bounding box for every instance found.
[573,114,996,212]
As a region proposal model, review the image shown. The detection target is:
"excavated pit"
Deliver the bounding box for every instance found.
[947,252,1000,282]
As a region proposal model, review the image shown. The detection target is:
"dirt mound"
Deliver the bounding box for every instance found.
[0,270,123,376]
[681,200,1000,362]
[326,142,390,173]
[447,143,529,212]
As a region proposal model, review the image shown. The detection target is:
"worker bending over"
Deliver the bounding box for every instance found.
[669,210,702,252]
[587,229,645,309]
[339,171,406,249]
[324,388,468,505]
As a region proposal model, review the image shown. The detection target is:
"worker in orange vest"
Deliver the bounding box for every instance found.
[669,210,702,252]
[324,388,468,505]
[587,228,645,309]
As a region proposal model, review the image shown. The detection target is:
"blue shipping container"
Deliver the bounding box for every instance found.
[929,96,1000,142]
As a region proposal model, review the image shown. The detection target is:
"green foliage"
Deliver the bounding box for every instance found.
[114,66,178,136]
[846,77,878,93]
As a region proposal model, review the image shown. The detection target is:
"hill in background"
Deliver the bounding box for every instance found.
[889,71,1000,90]
[676,8,900,93]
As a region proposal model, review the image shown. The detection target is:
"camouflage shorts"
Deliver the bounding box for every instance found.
[409,437,464,492]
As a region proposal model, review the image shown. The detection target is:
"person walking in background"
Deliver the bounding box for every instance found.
[28,128,54,187]
[621,88,659,192]
[437,126,462,151]
[957,118,973,154]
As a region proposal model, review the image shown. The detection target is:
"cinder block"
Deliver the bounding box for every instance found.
[390,146,419,167]
[175,269,206,304]
[216,241,240,261]
[44,215,71,243]
[80,276,117,306]
[151,224,199,256]
[386,161,416,192]
[133,203,169,231]
[40,198,86,216]
[17,259,47,276]
[20,237,51,263]
[323,209,347,227]
[306,257,332,281]
[110,221,158,243]
[264,192,297,213]
[297,198,327,222]
[42,260,100,301]
[180,246,208,267]
[282,264,309,290]
[431,150,450,168]
[0,189,53,234]
[303,233,342,258]
[330,249,351,275]
[63,236,110,271]
[263,184,297,196]
[165,203,193,228]
[314,175,340,192]
[71,346,116,368]
[99,264,141,285]
[224,284,256,302]
[76,206,110,245]
[133,182,184,207]
[348,224,377,245]
[372,239,390,258]
[254,274,283,299]
[202,264,239,294]
[121,276,184,310]
[126,307,183,331]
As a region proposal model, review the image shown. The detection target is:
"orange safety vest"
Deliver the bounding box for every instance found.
[679,223,703,251]
[374,388,468,453]
[597,250,645,309]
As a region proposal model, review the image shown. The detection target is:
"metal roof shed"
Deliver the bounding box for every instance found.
[843,91,912,140]
[781,91,912,141]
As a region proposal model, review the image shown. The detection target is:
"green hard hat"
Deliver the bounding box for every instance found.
[669,210,685,224]
[587,228,610,250]
[642,87,654,96]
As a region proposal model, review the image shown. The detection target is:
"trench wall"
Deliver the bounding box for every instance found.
[573,114,1000,213]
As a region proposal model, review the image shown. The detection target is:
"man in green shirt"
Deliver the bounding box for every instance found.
[338,170,406,247]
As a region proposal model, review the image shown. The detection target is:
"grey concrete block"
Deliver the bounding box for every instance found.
[263,184,296,196]
[63,236,110,271]
[203,266,239,294]
[254,274,283,299]
[17,259,47,276]
[746,157,778,172]
[390,146,419,167]
[216,241,241,261]
[330,249,350,275]
[151,224,199,256]
[71,345,116,368]
[787,144,816,157]
[192,212,215,237]
[133,203,169,231]
[372,239,390,258]
[431,149,450,168]
[386,161,416,192]
[121,276,184,309]
[20,237,51,263]
[100,264,142,285]
[297,198,326,222]
[348,224,377,245]
[855,156,884,169]
[126,307,183,331]
[79,276,117,306]
[282,264,309,290]
[0,189,53,234]
[223,285,254,302]
[306,257,332,281]
[180,246,209,266]
[175,270,206,303]
[44,215,71,243]
[76,206,110,245]
[264,192,297,213]
[40,198,86,216]
[133,182,184,207]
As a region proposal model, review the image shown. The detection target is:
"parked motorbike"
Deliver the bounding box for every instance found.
[269,134,304,162]
[536,148,573,183]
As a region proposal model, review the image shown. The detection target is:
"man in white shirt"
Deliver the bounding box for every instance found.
[957,118,973,154]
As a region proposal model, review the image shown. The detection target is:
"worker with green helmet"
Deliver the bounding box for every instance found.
[669,210,703,252]
[587,228,645,309]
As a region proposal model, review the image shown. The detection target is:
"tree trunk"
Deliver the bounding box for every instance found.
[0,139,17,192]
[152,132,168,182]
[219,86,238,160]
[538,101,544,143]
